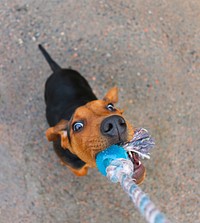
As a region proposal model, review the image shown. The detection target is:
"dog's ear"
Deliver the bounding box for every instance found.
[46,119,68,142]
[103,87,118,103]
[46,120,71,149]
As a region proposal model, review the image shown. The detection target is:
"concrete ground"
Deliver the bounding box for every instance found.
[0,0,199,222]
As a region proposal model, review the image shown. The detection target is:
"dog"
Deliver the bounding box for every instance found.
[39,44,146,184]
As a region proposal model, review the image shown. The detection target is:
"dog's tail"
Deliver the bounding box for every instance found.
[38,44,61,72]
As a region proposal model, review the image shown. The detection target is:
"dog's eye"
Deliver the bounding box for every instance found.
[73,122,84,132]
[107,103,115,111]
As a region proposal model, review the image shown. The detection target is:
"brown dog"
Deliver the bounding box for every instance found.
[39,44,145,184]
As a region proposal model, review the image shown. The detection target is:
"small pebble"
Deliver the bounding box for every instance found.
[106,53,111,58]
[35,32,40,38]
[72,53,78,58]
[32,36,36,41]
[18,38,23,45]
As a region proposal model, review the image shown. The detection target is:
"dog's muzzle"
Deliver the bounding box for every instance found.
[100,115,127,140]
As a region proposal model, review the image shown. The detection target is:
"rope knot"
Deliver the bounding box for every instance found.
[106,158,134,183]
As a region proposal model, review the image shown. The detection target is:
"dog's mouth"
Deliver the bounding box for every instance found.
[114,141,146,184]
[116,128,155,184]
[127,151,146,184]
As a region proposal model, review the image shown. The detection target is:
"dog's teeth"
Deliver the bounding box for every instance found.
[128,152,133,158]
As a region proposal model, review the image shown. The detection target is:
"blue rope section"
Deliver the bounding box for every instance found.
[106,158,171,223]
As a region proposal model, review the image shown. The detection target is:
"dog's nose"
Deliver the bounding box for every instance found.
[101,115,127,137]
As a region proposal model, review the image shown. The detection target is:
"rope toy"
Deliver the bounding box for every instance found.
[96,128,171,223]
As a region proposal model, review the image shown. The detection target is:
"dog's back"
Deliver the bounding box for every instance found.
[38,44,97,126]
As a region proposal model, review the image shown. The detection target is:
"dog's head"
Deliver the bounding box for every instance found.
[46,87,134,166]
[46,87,136,166]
